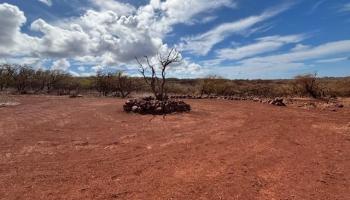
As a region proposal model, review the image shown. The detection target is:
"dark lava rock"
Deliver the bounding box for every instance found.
[269,97,286,106]
[335,103,344,108]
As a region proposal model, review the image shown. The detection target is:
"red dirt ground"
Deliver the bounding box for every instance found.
[0,96,349,200]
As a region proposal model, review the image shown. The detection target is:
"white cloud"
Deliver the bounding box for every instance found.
[309,0,326,14]
[216,34,306,61]
[203,40,350,79]
[51,58,71,71]
[0,1,232,76]
[90,0,136,15]
[168,58,203,78]
[316,57,349,63]
[69,70,80,77]
[243,40,350,64]
[0,3,26,47]
[0,3,146,62]
[78,66,85,71]
[0,3,39,57]
[160,0,234,25]
[6,1,345,79]
[1,57,43,69]
[26,9,163,65]
[136,0,235,39]
[178,3,294,55]
[92,65,104,72]
[339,3,350,12]
[199,16,218,24]
[31,19,90,58]
[38,0,52,7]
[291,44,311,52]
[186,15,218,25]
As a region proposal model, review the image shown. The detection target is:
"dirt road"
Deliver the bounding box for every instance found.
[0,96,349,199]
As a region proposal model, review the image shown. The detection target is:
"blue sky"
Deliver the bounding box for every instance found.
[0,0,349,79]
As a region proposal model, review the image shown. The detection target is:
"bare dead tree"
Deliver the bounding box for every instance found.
[135,48,181,101]
[115,71,134,98]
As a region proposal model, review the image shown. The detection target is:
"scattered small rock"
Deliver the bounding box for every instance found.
[335,103,344,108]
[69,94,83,98]
[269,97,286,106]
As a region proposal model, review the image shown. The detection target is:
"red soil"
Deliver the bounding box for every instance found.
[0,96,349,200]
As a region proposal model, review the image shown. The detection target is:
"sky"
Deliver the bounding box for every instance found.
[0,0,349,79]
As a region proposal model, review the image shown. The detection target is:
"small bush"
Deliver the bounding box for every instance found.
[294,73,323,98]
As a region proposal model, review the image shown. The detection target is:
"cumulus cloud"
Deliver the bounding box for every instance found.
[0,3,38,56]
[1,1,233,76]
[79,10,162,63]
[51,58,71,71]
[178,2,294,55]
[0,3,26,46]
[21,7,163,67]
[38,0,52,7]
[5,1,338,79]
[31,19,90,58]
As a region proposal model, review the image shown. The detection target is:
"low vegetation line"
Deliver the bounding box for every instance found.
[1,64,349,98]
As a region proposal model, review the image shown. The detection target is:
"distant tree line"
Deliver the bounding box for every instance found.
[0,64,142,97]
[1,63,349,98]
[95,70,140,97]
[0,64,80,95]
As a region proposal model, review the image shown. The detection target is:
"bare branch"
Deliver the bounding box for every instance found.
[135,57,151,86]
[136,48,182,100]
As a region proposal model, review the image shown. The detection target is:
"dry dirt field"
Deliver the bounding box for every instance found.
[0,96,349,200]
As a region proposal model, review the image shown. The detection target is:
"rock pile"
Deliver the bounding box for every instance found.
[170,95,248,100]
[69,94,83,98]
[335,103,344,108]
[268,97,286,106]
[170,95,288,106]
[123,97,191,115]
